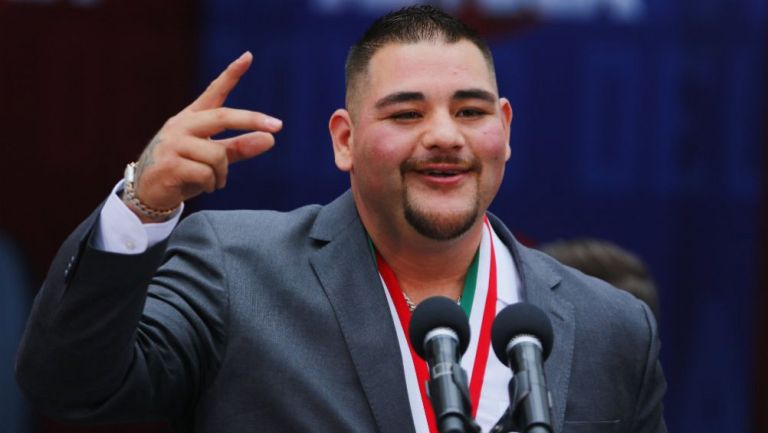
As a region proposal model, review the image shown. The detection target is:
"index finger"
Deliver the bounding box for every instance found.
[185,51,253,112]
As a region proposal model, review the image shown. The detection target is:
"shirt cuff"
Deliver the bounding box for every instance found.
[92,180,183,254]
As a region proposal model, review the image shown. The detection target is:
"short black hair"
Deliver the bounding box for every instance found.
[345,5,496,110]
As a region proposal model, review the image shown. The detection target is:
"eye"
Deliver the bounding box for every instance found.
[457,108,486,118]
[390,111,422,121]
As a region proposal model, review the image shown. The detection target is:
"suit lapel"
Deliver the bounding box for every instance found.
[489,215,574,433]
[307,197,574,433]
[309,192,416,433]
[522,265,574,433]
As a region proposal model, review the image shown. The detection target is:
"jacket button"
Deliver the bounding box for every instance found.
[64,257,75,279]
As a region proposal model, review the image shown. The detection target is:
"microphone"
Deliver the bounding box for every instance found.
[409,296,479,433]
[490,303,554,433]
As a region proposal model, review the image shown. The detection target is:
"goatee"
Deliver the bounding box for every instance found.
[403,193,479,240]
[400,154,482,240]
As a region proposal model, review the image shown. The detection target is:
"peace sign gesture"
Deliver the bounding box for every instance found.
[127,52,283,222]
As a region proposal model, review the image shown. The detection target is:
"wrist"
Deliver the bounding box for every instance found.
[122,162,181,223]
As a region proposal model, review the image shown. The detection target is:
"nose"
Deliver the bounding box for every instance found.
[421,111,466,151]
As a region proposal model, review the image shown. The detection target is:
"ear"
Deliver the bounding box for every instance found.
[329,108,353,172]
[499,97,513,161]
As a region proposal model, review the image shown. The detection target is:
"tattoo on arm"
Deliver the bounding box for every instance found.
[135,135,161,185]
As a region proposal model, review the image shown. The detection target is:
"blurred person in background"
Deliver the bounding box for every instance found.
[541,238,659,319]
[0,233,31,433]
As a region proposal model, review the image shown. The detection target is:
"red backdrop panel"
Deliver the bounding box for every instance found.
[0,1,198,283]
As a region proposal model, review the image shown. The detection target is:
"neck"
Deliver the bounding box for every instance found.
[367,216,485,305]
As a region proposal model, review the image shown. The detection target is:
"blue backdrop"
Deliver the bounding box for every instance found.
[194,1,766,432]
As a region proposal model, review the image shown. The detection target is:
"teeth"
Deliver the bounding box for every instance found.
[425,170,458,176]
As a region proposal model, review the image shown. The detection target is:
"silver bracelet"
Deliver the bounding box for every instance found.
[122,162,180,221]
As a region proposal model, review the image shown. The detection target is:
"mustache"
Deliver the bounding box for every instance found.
[400,155,481,174]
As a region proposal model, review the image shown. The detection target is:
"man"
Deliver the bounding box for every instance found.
[16,6,666,433]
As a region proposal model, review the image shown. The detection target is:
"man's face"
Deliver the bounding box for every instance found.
[331,40,512,241]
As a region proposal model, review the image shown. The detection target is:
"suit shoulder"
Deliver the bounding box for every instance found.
[174,204,324,245]
[528,246,654,339]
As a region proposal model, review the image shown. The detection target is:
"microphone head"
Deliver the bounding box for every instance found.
[409,296,471,360]
[491,303,554,364]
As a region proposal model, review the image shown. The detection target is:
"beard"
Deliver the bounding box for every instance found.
[400,155,481,241]
[403,192,479,240]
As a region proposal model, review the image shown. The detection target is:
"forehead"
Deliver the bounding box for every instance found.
[362,40,496,104]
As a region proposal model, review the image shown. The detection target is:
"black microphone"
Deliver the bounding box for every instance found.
[490,303,554,433]
[409,296,479,433]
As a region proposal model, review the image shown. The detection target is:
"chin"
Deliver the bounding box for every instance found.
[403,204,480,241]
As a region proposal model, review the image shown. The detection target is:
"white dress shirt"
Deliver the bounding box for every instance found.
[381,222,521,433]
[92,181,182,254]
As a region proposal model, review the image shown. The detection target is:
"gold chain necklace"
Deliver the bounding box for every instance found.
[402,291,460,312]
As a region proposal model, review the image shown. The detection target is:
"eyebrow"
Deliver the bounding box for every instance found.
[374,88,497,110]
[453,88,497,103]
[374,91,424,109]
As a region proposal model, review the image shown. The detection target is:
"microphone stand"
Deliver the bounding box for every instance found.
[489,367,553,433]
[424,331,481,433]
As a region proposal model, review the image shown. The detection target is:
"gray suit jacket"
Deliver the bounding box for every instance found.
[17,190,666,433]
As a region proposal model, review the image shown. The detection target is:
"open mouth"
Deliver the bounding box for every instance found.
[421,169,465,177]
[402,157,478,184]
[412,166,473,187]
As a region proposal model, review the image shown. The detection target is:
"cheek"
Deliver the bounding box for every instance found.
[475,124,510,162]
[474,126,508,203]
[354,127,413,169]
[348,126,415,198]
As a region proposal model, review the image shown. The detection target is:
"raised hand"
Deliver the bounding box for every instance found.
[127,52,282,222]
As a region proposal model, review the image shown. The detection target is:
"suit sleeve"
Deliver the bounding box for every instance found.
[16,209,229,425]
[629,302,668,433]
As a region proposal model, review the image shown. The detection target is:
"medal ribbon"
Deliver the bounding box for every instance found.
[374,217,497,433]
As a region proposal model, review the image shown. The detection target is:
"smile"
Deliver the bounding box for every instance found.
[401,157,479,186]
[421,169,465,177]
[411,167,473,187]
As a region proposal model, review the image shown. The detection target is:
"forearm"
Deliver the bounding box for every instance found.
[16,210,229,424]
[16,208,168,415]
